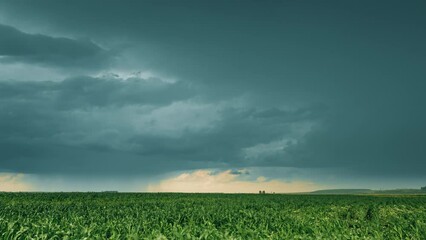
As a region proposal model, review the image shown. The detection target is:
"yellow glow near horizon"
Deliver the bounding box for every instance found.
[0,173,32,192]
[148,169,320,193]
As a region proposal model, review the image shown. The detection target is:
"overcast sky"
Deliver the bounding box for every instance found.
[0,0,425,192]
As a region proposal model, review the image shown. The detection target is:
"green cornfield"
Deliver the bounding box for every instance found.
[0,193,425,239]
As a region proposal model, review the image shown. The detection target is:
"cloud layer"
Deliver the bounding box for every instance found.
[0,1,425,190]
[0,24,109,70]
[0,73,322,175]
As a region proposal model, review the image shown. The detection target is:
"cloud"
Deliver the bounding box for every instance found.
[0,72,322,175]
[0,63,67,82]
[126,104,321,169]
[282,114,426,177]
[0,173,32,192]
[0,75,193,109]
[148,169,319,193]
[229,169,250,175]
[0,74,198,175]
[0,1,425,187]
[0,24,110,70]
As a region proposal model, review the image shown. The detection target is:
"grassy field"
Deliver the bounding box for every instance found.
[0,193,425,239]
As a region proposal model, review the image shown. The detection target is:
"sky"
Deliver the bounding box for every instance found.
[0,0,425,192]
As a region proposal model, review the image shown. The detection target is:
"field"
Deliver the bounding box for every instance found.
[1,193,425,239]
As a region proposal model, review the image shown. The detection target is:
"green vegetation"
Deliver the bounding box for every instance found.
[1,193,425,239]
[311,188,426,195]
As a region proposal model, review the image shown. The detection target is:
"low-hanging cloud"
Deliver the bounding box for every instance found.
[0,75,193,109]
[0,24,110,70]
[0,1,425,189]
[0,73,323,175]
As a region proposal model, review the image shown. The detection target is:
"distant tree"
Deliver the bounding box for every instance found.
[421,186,426,191]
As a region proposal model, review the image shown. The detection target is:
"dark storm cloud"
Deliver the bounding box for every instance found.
[0,0,425,183]
[56,76,192,109]
[0,76,192,110]
[0,75,322,174]
[0,76,195,174]
[229,169,249,175]
[0,24,109,69]
[125,106,322,167]
[283,107,426,177]
[2,0,424,92]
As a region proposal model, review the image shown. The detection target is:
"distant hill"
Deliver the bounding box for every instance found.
[311,188,426,195]
[370,189,426,195]
[311,189,374,194]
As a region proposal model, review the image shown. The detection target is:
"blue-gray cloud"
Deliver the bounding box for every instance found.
[0,1,425,187]
[0,24,109,69]
[0,75,322,175]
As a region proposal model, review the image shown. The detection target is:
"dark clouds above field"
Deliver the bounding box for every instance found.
[0,1,425,191]
[0,24,110,70]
